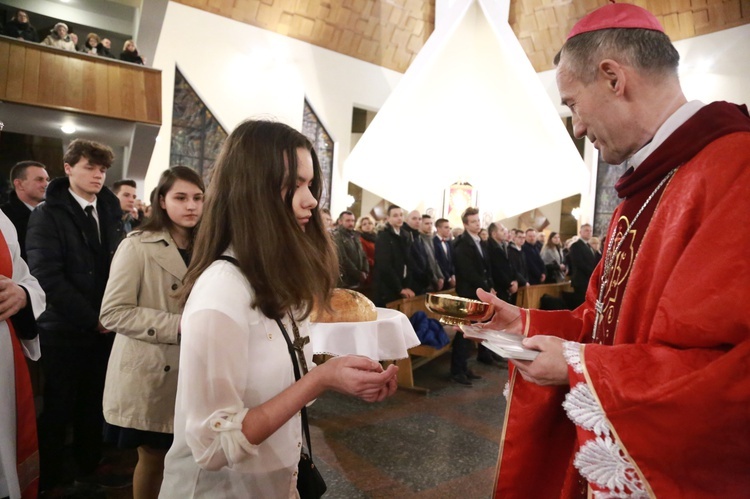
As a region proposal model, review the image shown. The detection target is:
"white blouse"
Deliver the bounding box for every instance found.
[160,256,314,498]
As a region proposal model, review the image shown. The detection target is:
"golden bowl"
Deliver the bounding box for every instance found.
[425,293,489,325]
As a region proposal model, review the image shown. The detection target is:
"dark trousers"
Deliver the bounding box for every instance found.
[38,333,113,489]
[450,331,472,375]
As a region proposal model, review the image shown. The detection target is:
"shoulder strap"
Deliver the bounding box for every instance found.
[276,318,314,457]
[217,255,240,266]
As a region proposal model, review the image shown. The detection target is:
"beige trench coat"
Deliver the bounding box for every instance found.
[101,230,186,433]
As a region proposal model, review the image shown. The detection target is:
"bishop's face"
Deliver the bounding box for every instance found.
[557,56,638,165]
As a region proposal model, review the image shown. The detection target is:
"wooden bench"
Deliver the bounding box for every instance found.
[386,289,456,393]
[515,281,573,309]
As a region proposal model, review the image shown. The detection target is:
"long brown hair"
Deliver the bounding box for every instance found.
[139,166,205,246]
[179,120,337,320]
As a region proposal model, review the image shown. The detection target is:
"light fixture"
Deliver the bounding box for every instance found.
[345,194,355,208]
[60,124,76,134]
[571,207,581,221]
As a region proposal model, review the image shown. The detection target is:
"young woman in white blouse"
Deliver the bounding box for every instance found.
[159,120,398,498]
[100,166,205,498]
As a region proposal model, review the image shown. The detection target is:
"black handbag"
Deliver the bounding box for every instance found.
[276,317,327,499]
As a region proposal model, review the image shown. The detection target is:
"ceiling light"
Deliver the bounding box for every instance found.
[60,124,76,134]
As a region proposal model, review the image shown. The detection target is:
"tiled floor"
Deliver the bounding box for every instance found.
[103,353,508,499]
[308,354,508,498]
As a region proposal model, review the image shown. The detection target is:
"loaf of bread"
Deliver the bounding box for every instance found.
[311,288,378,323]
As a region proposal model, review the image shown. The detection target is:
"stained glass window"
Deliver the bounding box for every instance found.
[171,68,227,184]
[301,100,333,210]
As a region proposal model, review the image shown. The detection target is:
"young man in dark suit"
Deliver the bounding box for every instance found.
[26,139,126,493]
[451,207,494,385]
[432,218,455,290]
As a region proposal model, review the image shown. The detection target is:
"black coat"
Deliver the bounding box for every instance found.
[521,242,547,285]
[453,232,493,299]
[569,238,597,293]
[508,243,529,283]
[120,50,144,65]
[26,177,124,345]
[373,224,412,306]
[403,226,430,295]
[486,238,520,302]
[4,21,39,42]
[1,191,33,261]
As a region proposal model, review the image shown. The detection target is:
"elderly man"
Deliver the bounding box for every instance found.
[482,4,750,498]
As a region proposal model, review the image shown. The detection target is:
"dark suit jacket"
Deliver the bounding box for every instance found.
[1,191,33,261]
[486,238,520,302]
[521,242,547,285]
[433,235,454,282]
[373,224,412,306]
[569,238,597,293]
[453,232,493,299]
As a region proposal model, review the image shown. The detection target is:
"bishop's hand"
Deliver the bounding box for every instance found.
[475,288,522,335]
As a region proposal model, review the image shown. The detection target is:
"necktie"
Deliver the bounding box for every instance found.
[84,205,100,243]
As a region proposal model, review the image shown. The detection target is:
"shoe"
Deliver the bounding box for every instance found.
[466,370,482,380]
[450,373,473,386]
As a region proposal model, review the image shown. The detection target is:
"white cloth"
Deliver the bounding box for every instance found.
[0,212,45,499]
[310,308,420,360]
[160,255,313,499]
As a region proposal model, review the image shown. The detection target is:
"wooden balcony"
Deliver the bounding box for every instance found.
[0,37,161,125]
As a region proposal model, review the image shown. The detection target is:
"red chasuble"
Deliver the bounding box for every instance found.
[494,102,750,498]
[0,230,39,499]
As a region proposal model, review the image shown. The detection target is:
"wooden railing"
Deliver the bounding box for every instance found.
[0,37,161,125]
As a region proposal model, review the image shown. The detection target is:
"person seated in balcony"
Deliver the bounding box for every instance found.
[120,39,145,65]
[41,22,76,52]
[5,10,39,42]
[99,38,116,58]
[69,32,80,51]
[83,32,102,55]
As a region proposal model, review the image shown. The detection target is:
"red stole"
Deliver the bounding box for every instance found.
[0,231,39,499]
[494,101,750,498]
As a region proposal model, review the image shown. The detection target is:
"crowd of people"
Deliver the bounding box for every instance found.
[324,204,601,386]
[2,9,145,65]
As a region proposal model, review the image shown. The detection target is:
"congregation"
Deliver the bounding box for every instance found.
[1,9,145,65]
[327,205,600,385]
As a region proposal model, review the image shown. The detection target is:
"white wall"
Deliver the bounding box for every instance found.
[147,2,402,214]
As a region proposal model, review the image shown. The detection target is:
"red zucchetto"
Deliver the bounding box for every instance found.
[567,2,665,40]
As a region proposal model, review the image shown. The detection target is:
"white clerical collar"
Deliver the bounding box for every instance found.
[68,187,98,212]
[629,100,705,171]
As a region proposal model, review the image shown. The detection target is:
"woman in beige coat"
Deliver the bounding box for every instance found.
[100,166,204,499]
